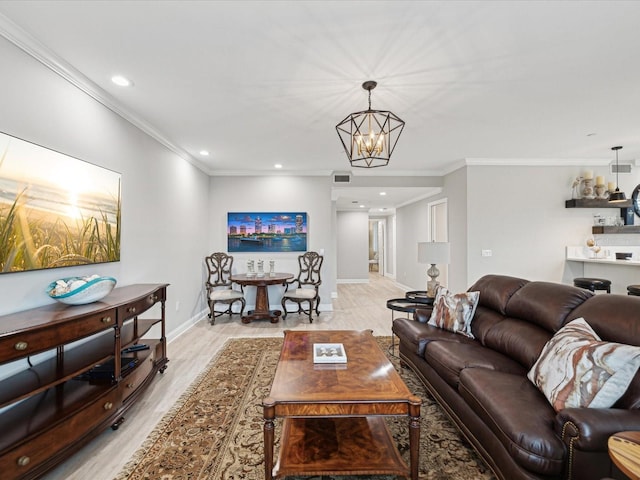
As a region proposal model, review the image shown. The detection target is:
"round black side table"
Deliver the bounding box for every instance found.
[386,293,434,356]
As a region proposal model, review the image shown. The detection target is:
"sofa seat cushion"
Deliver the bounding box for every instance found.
[392,318,474,356]
[424,341,527,388]
[459,368,565,476]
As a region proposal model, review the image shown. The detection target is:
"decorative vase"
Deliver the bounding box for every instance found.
[247,260,256,277]
[257,259,264,277]
[581,178,595,199]
[595,184,607,200]
[269,260,275,277]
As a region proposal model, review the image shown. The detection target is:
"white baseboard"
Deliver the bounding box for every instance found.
[336,278,369,284]
[167,309,208,344]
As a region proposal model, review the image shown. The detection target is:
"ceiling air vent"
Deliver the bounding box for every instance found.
[611,164,632,174]
[333,172,352,184]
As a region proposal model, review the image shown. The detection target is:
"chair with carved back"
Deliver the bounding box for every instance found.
[205,252,245,324]
[281,251,323,322]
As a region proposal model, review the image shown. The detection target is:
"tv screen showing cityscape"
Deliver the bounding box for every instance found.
[227,212,307,253]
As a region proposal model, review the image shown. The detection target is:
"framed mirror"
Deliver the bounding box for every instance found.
[632,184,640,218]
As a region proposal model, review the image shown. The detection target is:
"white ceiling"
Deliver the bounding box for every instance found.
[1,1,640,211]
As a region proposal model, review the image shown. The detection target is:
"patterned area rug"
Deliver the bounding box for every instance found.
[116,336,495,480]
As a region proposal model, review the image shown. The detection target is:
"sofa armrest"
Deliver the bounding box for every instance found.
[555,408,640,450]
[413,307,433,323]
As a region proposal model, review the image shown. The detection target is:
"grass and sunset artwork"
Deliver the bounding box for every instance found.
[227,212,307,252]
[0,131,121,273]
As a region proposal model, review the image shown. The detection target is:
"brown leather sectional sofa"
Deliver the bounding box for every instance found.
[392,274,640,480]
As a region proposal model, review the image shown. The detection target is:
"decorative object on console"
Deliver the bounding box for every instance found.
[269,259,275,277]
[227,212,307,253]
[47,275,117,305]
[609,146,627,203]
[417,241,450,297]
[427,286,479,338]
[0,131,121,274]
[335,80,405,168]
[527,317,640,411]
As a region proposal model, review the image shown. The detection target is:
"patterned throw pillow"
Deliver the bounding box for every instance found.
[427,286,479,338]
[528,317,640,411]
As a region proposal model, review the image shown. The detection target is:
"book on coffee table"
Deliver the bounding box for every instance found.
[313,343,347,363]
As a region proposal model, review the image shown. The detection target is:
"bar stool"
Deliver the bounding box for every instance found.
[573,277,611,294]
[627,285,640,296]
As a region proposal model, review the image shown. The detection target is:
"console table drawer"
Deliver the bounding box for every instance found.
[0,309,117,362]
[118,293,161,321]
[120,354,154,402]
[0,388,120,478]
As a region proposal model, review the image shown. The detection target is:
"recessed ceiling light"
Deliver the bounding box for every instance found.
[359,205,365,208]
[274,164,283,169]
[111,75,133,87]
[379,191,387,196]
[199,150,210,156]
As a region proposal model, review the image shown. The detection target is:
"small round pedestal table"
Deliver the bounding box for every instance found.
[230,273,294,323]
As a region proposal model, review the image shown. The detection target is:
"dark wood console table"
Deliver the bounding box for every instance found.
[0,283,168,479]
[230,273,293,323]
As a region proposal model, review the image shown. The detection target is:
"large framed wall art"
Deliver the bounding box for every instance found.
[227,212,307,253]
[0,131,121,274]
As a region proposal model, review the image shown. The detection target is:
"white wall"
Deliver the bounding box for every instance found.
[395,162,640,295]
[208,175,335,309]
[336,211,369,282]
[0,36,210,337]
[465,164,640,289]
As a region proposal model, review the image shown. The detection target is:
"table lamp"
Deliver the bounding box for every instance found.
[418,241,451,297]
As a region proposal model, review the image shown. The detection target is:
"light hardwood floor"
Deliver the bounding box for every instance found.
[42,273,408,480]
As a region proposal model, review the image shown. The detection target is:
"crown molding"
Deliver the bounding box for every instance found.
[0,13,208,174]
[464,157,612,167]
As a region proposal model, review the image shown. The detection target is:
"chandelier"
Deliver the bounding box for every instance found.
[335,81,405,168]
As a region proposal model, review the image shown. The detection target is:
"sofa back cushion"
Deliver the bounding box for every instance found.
[506,281,593,332]
[471,278,592,369]
[483,318,553,368]
[468,274,528,315]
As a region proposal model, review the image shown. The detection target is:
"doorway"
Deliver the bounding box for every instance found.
[428,199,448,286]
[369,219,385,276]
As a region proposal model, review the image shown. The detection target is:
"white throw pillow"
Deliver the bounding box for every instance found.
[528,317,640,411]
[427,286,479,338]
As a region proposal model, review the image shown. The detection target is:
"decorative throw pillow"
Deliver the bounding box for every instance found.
[528,317,640,411]
[427,286,479,338]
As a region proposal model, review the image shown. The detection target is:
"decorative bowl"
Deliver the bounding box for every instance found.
[47,275,117,305]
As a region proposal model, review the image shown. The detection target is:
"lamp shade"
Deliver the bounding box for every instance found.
[418,242,450,264]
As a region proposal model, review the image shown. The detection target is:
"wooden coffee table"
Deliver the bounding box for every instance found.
[262,330,421,480]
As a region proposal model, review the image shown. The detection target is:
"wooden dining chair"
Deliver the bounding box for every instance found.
[205,252,245,324]
[281,251,323,322]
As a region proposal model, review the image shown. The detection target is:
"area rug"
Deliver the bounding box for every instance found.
[116,336,496,480]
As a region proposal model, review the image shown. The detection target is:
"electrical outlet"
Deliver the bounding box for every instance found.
[481,249,492,257]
